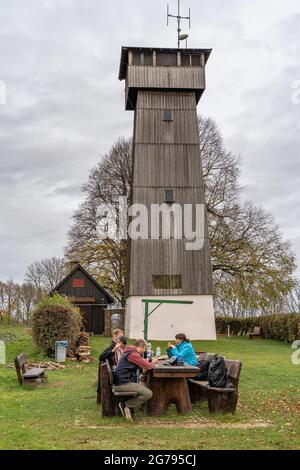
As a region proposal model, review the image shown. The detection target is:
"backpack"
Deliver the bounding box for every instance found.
[195,356,214,381]
[208,355,233,389]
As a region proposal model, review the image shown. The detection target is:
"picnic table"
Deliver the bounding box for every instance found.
[146,363,199,416]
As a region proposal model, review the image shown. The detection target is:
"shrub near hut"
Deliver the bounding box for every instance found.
[32,294,82,357]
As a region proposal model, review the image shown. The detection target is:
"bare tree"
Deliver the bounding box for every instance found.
[284,279,300,314]
[65,119,296,313]
[25,257,66,292]
[66,138,132,306]
[18,283,39,324]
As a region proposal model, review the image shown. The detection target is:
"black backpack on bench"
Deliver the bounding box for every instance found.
[195,356,214,381]
[208,355,233,389]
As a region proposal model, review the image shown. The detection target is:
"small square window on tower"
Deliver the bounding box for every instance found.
[163,110,173,121]
[164,190,174,204]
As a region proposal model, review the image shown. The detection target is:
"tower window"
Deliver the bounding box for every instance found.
[156,52,177,66]
[164,190,174,204]
[191,54,201,66]
[163,110,173,121]
[144,52,153,66]
[153,275,182,290]
[181,54,190,66]
[132,52,141,65]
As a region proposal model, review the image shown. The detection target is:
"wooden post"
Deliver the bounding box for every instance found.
[144,302,149,342]
[153,50,157,66]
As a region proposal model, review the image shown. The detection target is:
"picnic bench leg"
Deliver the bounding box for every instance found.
[168,379,192,414]
[96,362,102,405]
[208,390,238,414]
[100,363,116,417]
[146,376,169,416]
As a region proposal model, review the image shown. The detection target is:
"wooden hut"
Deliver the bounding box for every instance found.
[51,263,114,335]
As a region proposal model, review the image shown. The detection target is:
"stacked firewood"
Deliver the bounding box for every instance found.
[27,362,66,371]
[74,331,92,363]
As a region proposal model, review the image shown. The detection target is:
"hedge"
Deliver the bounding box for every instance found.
[32,294,83,356]
[215,314,300,343]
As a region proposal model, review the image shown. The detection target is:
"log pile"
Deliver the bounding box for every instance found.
[74,331,92,363]
[27,362,66,371]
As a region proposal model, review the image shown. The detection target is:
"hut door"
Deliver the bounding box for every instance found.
[91,306,104,335]
[80,305,92,333]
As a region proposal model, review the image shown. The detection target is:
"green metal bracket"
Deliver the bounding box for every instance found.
[142,299,194,342]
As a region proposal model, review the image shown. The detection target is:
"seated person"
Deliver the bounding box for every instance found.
[97,329,124,404]
[114,339,158,421]
[99,328,124,366]
[167,333,198,366]
[114,335,127,364]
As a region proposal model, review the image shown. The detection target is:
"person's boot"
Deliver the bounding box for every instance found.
[124,406,133,421]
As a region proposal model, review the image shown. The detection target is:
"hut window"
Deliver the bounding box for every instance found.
[72,279,85,288]
[165,190,175,204]
[153,275,182,290]
[163,110,173,121]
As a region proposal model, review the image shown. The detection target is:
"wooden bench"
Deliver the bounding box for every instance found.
[189,359,242,414]
[100,360,138,417]
[188,353,211,404]
[249,327,261,339]
[14,353,47,386]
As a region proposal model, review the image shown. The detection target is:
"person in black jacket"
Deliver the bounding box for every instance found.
[97,329,124,404]
[99,328,124,366]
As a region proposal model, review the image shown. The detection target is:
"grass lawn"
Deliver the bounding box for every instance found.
[0,326,299,450]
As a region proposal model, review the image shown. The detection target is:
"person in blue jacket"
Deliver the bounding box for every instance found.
[167,333,198,366]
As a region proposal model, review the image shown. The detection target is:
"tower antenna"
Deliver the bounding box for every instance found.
[167,0,191,48]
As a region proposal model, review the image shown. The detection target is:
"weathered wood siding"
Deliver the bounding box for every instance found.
[125,67,205,109]
[57,269,108,305]
[128,90,213,297]
[127,66,205,90]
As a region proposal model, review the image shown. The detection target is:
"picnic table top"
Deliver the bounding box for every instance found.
[151,362,200,379]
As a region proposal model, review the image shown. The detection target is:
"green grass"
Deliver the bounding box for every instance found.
[0,326,299,450]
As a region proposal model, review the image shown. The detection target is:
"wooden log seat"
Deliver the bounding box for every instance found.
[188,380,209,404]
[14,353,47,387]
[100,360,138,418]
[188,359,242,414]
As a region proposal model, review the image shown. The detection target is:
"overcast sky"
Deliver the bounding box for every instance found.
[0,0,300,282]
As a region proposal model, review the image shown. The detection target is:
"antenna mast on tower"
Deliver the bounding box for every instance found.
[167,0,191,48]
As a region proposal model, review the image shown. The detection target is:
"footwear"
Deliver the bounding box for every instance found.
[119,402,126,417]
[124,406,133,421]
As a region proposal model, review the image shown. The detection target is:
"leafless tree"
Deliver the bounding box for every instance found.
[65,118,296,313]
[283,279,300,314]
[25,257,66,292]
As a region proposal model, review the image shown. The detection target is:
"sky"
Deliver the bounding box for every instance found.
[0,0,300,282]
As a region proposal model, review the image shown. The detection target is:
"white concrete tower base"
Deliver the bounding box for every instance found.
[125,296,216,341]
